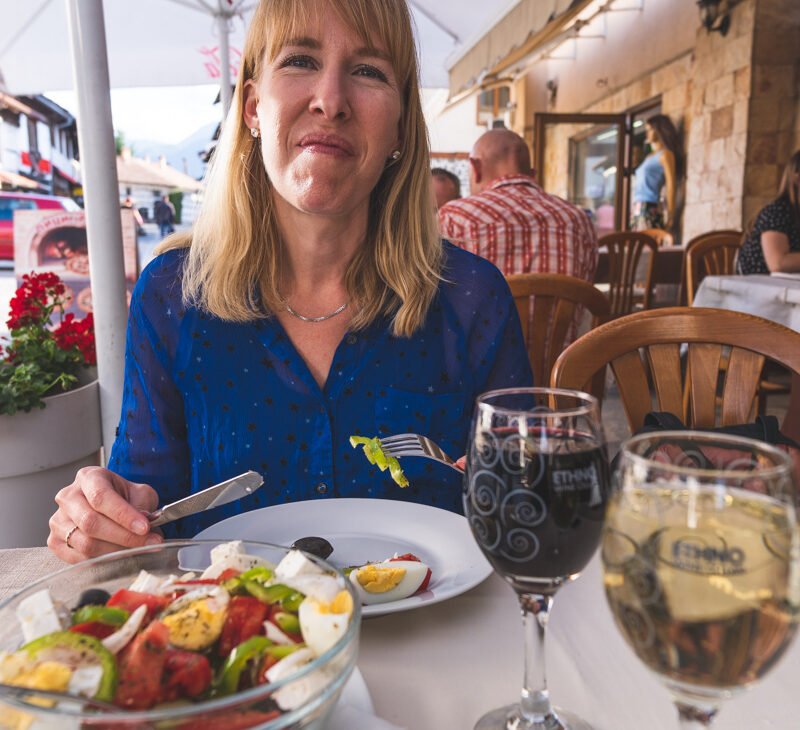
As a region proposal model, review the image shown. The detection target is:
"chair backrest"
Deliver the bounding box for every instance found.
[684,230,743,305]
[640,228,674,247]
[598,232,658,318]
[551,307,800,432]
[506,273,610,387]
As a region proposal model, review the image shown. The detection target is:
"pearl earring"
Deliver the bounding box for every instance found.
[390,150,401,160]
[250,127,260,139]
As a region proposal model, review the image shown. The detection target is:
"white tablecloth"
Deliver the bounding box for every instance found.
[693,273,800,332]
[1,548,797,729]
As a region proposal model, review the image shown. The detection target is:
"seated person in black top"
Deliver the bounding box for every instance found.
[738,150,800,274]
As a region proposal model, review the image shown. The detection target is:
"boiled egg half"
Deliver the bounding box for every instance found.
[348,560,430,605]
[298,589,354,657]
[159,585,229,651]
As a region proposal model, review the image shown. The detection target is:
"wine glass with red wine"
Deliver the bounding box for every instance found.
[464,387,608,730]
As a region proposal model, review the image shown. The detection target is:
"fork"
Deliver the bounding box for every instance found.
[380,433,460,471]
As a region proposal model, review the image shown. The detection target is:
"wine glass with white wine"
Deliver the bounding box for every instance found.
[602,430,799,728]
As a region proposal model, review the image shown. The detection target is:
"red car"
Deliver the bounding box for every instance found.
[0,191,80,261]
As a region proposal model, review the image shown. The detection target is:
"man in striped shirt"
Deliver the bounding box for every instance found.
[438,129,598,282]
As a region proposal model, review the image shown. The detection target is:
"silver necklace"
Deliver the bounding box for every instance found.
[284,300,349,323]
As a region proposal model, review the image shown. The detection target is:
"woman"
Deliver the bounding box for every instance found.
[631,114,682,231]
[47,0,531,563]
[737,150,800,274]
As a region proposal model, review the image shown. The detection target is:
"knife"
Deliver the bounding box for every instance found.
[148,471,264,527]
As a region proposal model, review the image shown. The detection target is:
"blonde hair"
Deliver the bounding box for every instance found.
[158,0,441,337]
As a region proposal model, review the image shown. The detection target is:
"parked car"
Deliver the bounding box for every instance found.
[0,191,80,261]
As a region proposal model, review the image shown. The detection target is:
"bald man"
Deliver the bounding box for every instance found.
[439,128,598,285]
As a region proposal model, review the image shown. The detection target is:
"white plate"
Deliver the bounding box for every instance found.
[194,498,493,617]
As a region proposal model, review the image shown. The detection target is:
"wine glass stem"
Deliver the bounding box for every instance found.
[519,592,556,724]
[676,702,718,728]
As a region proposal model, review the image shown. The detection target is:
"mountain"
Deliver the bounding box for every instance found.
[128,122,216,180]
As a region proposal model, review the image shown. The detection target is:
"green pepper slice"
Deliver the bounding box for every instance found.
[72,605,130,627]
[272,611,301,635]
[215,636,273,696]
[239,566,273,583]
[280,591,305,612]
[243,581,289,603]
[388,456,409,488]
[21,631,117,701]
[349,435,409,487]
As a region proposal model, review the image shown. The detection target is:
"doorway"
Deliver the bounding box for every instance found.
[533,101,663,235]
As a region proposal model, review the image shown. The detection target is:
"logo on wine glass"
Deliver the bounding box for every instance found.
[668,535,746,576]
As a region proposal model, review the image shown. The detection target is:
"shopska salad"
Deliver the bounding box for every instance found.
[0,541,356,716]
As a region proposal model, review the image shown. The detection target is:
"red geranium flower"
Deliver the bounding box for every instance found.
[1,272,96,414]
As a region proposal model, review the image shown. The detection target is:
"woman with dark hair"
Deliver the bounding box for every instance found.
[737,150,800,274]
[631,114,683,231]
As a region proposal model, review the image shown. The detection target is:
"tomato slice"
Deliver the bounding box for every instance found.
[107,589,169,622]
[68,621,117,640]
[161,648,212,702]
[114,620,170,709]
[218,595,269,657]
[218,568,241,582]
[417,568,432,593]
[388,552,421,562]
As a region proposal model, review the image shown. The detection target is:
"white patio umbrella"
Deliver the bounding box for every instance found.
[0,0,516,455]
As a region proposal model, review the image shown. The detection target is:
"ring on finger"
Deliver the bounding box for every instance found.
[65,525,79,550]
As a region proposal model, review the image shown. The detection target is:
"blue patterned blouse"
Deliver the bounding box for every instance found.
[108,242,532,537]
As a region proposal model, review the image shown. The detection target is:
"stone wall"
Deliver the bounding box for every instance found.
[681,0,756,242]
[742,0,800,227]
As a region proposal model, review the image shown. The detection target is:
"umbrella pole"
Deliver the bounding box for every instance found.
[65,0,128,464]
[217,8,233,120]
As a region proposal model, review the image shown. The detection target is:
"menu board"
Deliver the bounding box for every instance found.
[13,208,139,318]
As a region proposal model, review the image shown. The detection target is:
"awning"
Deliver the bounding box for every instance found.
[0,169,45,190]
[447,0,595,100]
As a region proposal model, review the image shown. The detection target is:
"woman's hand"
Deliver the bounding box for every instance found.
[48,466,163,563]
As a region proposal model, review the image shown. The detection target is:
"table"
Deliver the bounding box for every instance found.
[693,274,800,330]
[694,274,800,441]
[2,548,798,729]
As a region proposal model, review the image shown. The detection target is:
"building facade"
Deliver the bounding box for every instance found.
[444,0,800,244]
[0,93,80,196]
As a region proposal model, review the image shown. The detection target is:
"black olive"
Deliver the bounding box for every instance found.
[290,536,334,560]
[74,588,111,609]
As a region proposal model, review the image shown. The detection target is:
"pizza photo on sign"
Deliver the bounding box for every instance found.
[13,208,140,319]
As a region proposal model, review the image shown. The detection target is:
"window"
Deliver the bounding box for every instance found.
[477,86,511,125]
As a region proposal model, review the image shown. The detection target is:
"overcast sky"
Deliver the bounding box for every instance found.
[48,85,223,145]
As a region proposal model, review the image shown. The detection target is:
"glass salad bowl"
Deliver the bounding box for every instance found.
[0,539,360,729]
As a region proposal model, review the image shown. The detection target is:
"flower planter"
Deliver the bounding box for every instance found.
[0,380,102,548]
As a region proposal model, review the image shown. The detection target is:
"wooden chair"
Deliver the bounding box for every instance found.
[597,232,658,318]
[640,228,674,247]
[682,229,787,412]
[551,307,800,432]
[506,273,610,388]
[683,229,743,305]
